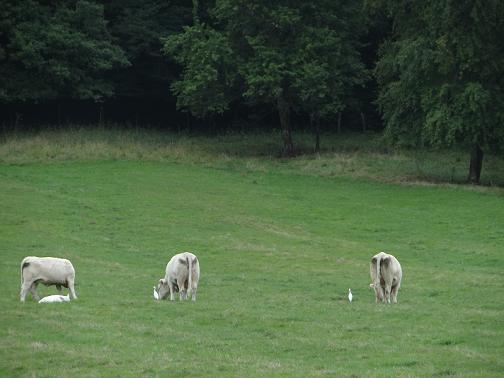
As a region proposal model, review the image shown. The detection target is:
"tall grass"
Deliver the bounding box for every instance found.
[0,126,503,187]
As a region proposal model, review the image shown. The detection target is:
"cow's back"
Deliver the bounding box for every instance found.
[379,253,402,286]
[370,252,387,283]
[371,252,402,282]
[22,256,75,283]
[382,254,401,278]
[165,252,200,286]
[391,256,402,284]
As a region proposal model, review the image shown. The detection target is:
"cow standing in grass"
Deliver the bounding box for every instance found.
[370,252,402,304]
[20,256,77,302]
[155,252,200,301]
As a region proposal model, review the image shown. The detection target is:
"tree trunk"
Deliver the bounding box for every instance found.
[14,112,22,131]
[310,114,320,153]
[313,115,321,153]
[99,103,104,125]
[360,111,366,132]
[468,144,483,184]
[209,116,216,135]
[57,102,63,126]
[192,0,199,23]
[337,112,342,134]
[277,95,294,156]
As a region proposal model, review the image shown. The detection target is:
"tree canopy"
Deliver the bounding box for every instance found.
[164,0,367,155]
[374,0,504,182]
[0,0,502,182]
[105,0,192,99]
[0,0,128,102]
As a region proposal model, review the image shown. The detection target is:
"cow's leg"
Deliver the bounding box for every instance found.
[185,283,191,300]
[185,281,191,300]
[29,282,41,301]
[390,287,398,303]
[391,283,400,303]
[179,287,187,300]
[190,282,197,301]
[168,282,176,301]
[384,284,392,304]
[178,279,187,300]
[20,281,32,302]
[67,278,78,300]
[374,288,380,303]
[374,285,383,303]
[184,280,190,300]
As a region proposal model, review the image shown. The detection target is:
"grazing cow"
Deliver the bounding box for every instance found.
[370,252,402,304]
[20,256,77,302]
[155,252,200,301]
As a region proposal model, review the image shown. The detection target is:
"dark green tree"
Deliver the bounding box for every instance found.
[374,0,504,183]
[105,0,192,100]
[165,0,367,155]
[291,2,367,150]
[164,23,237,118]
[0,0,128,124]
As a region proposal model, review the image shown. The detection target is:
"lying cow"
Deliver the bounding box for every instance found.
[38,294,70,303]
[370,251,402,304]
[20,256,77,302]
[155,252,200,301]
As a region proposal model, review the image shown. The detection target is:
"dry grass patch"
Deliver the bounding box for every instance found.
[1,127,502,189]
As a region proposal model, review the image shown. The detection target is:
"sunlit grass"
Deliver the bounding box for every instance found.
[0,156,503,376]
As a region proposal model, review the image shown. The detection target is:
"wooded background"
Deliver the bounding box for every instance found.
[1,0,503,181]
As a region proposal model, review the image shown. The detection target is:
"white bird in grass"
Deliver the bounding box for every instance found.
[153,286,159,300]
[38,294,70,303]
[348,288,353,303]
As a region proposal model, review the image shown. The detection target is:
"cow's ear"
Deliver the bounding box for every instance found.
[159,279,166,286]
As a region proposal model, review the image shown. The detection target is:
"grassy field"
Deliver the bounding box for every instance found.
[0,129,503,376]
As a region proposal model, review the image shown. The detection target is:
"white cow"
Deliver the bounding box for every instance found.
[20,256,77,302]
[38,294,70,303]
[155,252,200,301]
[370,251,402,304]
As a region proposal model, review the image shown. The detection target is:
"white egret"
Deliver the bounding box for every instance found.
[348,288,353,303]
[153,286,159,300]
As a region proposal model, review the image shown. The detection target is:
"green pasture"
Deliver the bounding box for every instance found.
[0,132,503,376]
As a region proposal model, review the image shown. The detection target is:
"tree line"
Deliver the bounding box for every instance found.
[1,0,503,182]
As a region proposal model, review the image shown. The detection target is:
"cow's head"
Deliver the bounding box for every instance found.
[156,279,171,300]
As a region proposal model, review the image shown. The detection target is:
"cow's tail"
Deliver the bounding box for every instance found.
[187,255,193,295]
[20,257,30,285]
[375,255,382,286]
